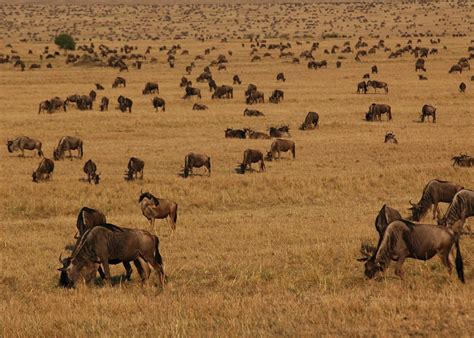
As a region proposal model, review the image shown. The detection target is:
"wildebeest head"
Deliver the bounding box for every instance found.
[265,151,273,161]
[364,257,383,279]
[53,147,61,161]
[6,140,13,153]
[57,253,98,288]
[408,200,422,221]
[91,173,100,184]
[32,171,38,183]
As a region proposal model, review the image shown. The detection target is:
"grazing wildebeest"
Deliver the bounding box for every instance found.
[269,126,291,138]
[240,149,265,174]
[300,112,319,130]
[368,103,392,121]
[58,225,165,288]
[245,84,257,97]
[374,204,402,236]
[193,103,208,110]
[356,81,368,94]
[448,64,462,74]
[83,159,100,184]
[32,158,54,182]
[409,179,463,221]
[452,154,474,167]
[196,72,212,83]
[38,100,50,114]
[76,207,106,238]
[243,108,264,117]
[244,129,270,139]
[269,89,284,103]
[118,95,133,113]
[225,128,246,139]
[246,90,264,104]
[77,95,93,110]
[184,84,201,99]
[183,153,211,178]
[438,189,474,234]
[6,136,43,157]
[208,79,217,92]
[276,72,286,82]
[384,132,398,144]
[99,97,109,111]
[125,157,144,181]
[152,97,166,112]
[112,76,126,88]
[95,83,104,90]
[266,139,295,161]
[367,80,388,94]
[419,75,428,80]
[361,220,464,283]
[420,104,436,122]
[459,82,466,93]
[233,75,241,85]
[138,192,178,233]
[180,77,190,87]
[53,136,83,160]
[371,65,378,74]
[212,85,233,99]
[142,82,159,95]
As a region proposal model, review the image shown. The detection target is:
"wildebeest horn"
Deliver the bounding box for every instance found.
[409,200,415,206]
[59,253,63,263]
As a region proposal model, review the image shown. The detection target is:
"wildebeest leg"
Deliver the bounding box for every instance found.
[134,258,150,283]
[439,250,453,275]
[69,149,73,159]
[433,202,439,220]
[394,255,407,280]
[123,261,133,280]
[101,261,112,286]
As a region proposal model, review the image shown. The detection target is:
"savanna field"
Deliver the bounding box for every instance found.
[0,1,473,336]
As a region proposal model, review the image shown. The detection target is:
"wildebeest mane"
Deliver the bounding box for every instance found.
[138,191,159,205]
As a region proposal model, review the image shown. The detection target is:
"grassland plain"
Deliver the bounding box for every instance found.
[1,1,474,336]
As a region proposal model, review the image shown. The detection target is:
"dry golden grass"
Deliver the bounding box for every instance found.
[1,2,473,336]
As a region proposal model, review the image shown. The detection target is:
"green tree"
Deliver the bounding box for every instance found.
[54,33,76,50]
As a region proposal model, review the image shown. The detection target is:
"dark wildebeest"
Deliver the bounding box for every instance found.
[208,79,217,92]
[193,103,208,110]
[384,132,398,144]
[99,97,109,111]
[32,158,54,183]
[77,95,93,110]
[125,157,144,181]
[143,82,159,94]
[152,97,166,112]
[96,83,104,90]
[269,89,284,103]
[371,65,378,74]
[420,104,436,123]
[245,84,257,97]
[409,179,464,221]
[419,75,428,80]
[233,75,241,85]
[367,80,388,94]
[184,84,201,99]
[368,103,392,121]
[360,220,464,283]
[266,139,295,161]
[118,95,133,113]
[243,108,264,117]
[7,136,43,157]
[245,129,270,139]
[196,72,212,83]
[459,82,466,93]
[76,207,106,238]
[300,112,319,130]
[356,81,368,94]
[448,64,462,74]
[336,61,341,68]
[415,61,426,72]
[276,72,286,82]
[452,154,474,167]
[112,76,126,88]
[138,192,178,233]
[48,97,67,113]
[180,77,190,87]
[225,128,246,139]
[183,153,211,178]
[374,204,402,236]
[438,189,474,234]
[246,90,264,104]
[58,225,165,288]
[269,126,291,138]
[83,159,100,184]
[89,90,97,101]
[240,149,265,174]
[38,100,50,114]
[53,136,83,160]
[212,85,233,99]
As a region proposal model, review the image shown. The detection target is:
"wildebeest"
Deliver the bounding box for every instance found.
[118,95,133,113]
[240,149,265,174]
[95,83,104,90]
[99,97,109,111]
[184,84,201,99]
[143,82,159,94]
[83,159,100,184]
[112,76,126,88]
[367,80,388,94]
[459,82,466,93]
[266,139,295,161]
[32,158,54,182]
[409,179,463,221]
[233,75,241,85]
[196,72,212,83]
[76,207,106,238]
[245,129,270,139]
[367,103,392,121]
[243,108,264,117]
[208,79,217,92]
[361,220,464,283]
[193,103,208,110]
[371,65,378,74]
[39,97,66,114]
[125,157,144,181]
[53,136,83,160]
[244,84,257,97]
[6,136,43,157]
[438,189,474,234]
[212,85,233,99]
[269,126,291,138]
[58,225,165,288]
[452,154,474,167]
[38,100,50,114]
[246,90,264,104]
[225,128,246,139]
[152,97,166,112]
[356,81,367,94]
[384,132,398,144]
[138,192,178,233]
[183,152,211,178]
[269,89,284,103]
[420,104,436,122]
[448,64,462,74]
[300,112,319,130]
[180,77,190,87]
[89,90,97,101]
[276,72,286,82]
[374,204,402,236]
[419,75,428,80]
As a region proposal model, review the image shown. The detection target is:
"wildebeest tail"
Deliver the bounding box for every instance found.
[75,208,86,238]
[455,236,465,283]
[183,155,189,177]
[79,141,83,159]
[292,144,296,158]
[154,236,163,267]
[173,204,178,228]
